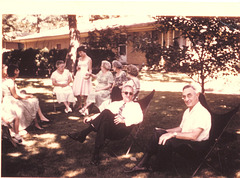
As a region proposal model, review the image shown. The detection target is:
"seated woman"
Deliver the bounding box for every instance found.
[51,60,75,113]
[94,60,128,113]
[111,60,128,101]
[2,64,50,131]
[79,60,113,115]
[1,64,22,143]
[124,64,141,101]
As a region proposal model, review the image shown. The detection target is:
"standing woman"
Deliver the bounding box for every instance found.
[2,64,49,131]
[111,60,128,101]
[72,46,92,110]
[51,60,75,113]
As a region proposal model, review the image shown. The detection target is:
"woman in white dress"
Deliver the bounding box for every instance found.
[2,64,50,131]
[1,64,22,143]
[72,46,92,110]
[51,60,75,113]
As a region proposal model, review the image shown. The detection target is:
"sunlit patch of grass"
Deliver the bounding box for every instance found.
[63,168,86,177]
[60,135,68,140]
[45,142,61,149]
[68,116,81,120]
[7,152,22,157]
[56,150,65,155]
[47,111,62,115]
[41,79,53,86]
[25,145,40,155]
[22,139,37,147]
[25,78,40,82]
[45,99,56,103]
[34,133,56,139]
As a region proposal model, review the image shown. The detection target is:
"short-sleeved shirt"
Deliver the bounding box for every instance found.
[180,102,211,141]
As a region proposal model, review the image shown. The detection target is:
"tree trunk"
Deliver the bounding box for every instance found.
[65,15,81,74]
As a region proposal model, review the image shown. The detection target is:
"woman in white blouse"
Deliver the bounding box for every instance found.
[51,60,75,113]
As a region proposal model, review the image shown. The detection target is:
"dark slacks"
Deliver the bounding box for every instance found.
[91,109,133,149]
[145,129,210,166]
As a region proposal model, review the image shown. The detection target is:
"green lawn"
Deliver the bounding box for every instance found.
[2,72,240,178]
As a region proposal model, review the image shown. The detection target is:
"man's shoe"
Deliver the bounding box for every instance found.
[67,132,86,143]
[124,165,148,173]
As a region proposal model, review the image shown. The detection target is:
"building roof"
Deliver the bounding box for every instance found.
[12,15,156,42]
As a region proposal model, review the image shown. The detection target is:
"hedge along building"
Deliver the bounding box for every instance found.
[8,15,189,65]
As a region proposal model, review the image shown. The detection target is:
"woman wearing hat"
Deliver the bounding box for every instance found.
[72,46,93,110]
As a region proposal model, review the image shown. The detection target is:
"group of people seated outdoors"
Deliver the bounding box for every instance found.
[2,45,212,174]
[51,45,141,116]
[1,45,141,146]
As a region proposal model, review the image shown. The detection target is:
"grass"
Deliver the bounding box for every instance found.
[1,72,240,178]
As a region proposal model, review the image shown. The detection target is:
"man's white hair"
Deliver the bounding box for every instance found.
[183,84,201,93]
[122,84,134,92]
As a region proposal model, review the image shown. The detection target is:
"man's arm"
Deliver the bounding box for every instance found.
[166,127,182,133]
[159,127,203,145]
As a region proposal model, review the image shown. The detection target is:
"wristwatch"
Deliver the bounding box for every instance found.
[173,132,177,137]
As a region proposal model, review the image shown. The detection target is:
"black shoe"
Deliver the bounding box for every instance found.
[67,132,86,143]
[124,165,148,173]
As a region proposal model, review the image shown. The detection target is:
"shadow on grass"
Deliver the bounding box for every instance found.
[2,78,240,177]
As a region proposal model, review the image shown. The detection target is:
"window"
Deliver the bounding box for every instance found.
[119,44,126,55]
[57,44,61,50]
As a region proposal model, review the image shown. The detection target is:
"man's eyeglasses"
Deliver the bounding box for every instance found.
[122,91,133,96]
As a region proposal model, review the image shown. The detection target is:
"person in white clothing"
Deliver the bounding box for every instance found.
[126,84,211,173]
[72,46,93,110]
[68,85,143,165]
[51,60,75,113]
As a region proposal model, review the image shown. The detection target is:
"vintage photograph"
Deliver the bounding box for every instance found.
[1,1,240,177]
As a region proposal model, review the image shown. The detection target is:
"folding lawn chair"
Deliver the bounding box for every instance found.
[107,90,155,156]
[125,89,155,155]
[173,93,240,177]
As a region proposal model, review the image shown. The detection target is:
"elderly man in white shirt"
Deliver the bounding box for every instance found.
[126,84,211,173]
[68,85,143,165]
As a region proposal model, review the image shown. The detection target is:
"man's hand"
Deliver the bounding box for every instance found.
[158,132,175,145]
[114,115,124,125]
[83,116,92,124]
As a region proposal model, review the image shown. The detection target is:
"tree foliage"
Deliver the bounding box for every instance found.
[131,16,240,93]
[2,14,68,40]
[157,16,240,92]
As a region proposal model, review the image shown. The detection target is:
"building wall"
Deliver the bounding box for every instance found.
[2,41,20,50]
[7,28,187,66]
[23,38,70,50]
[127,42,146,65]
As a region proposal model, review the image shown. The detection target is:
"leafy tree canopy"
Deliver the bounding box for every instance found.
[131,16,240,93]
[2,14,68,40]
